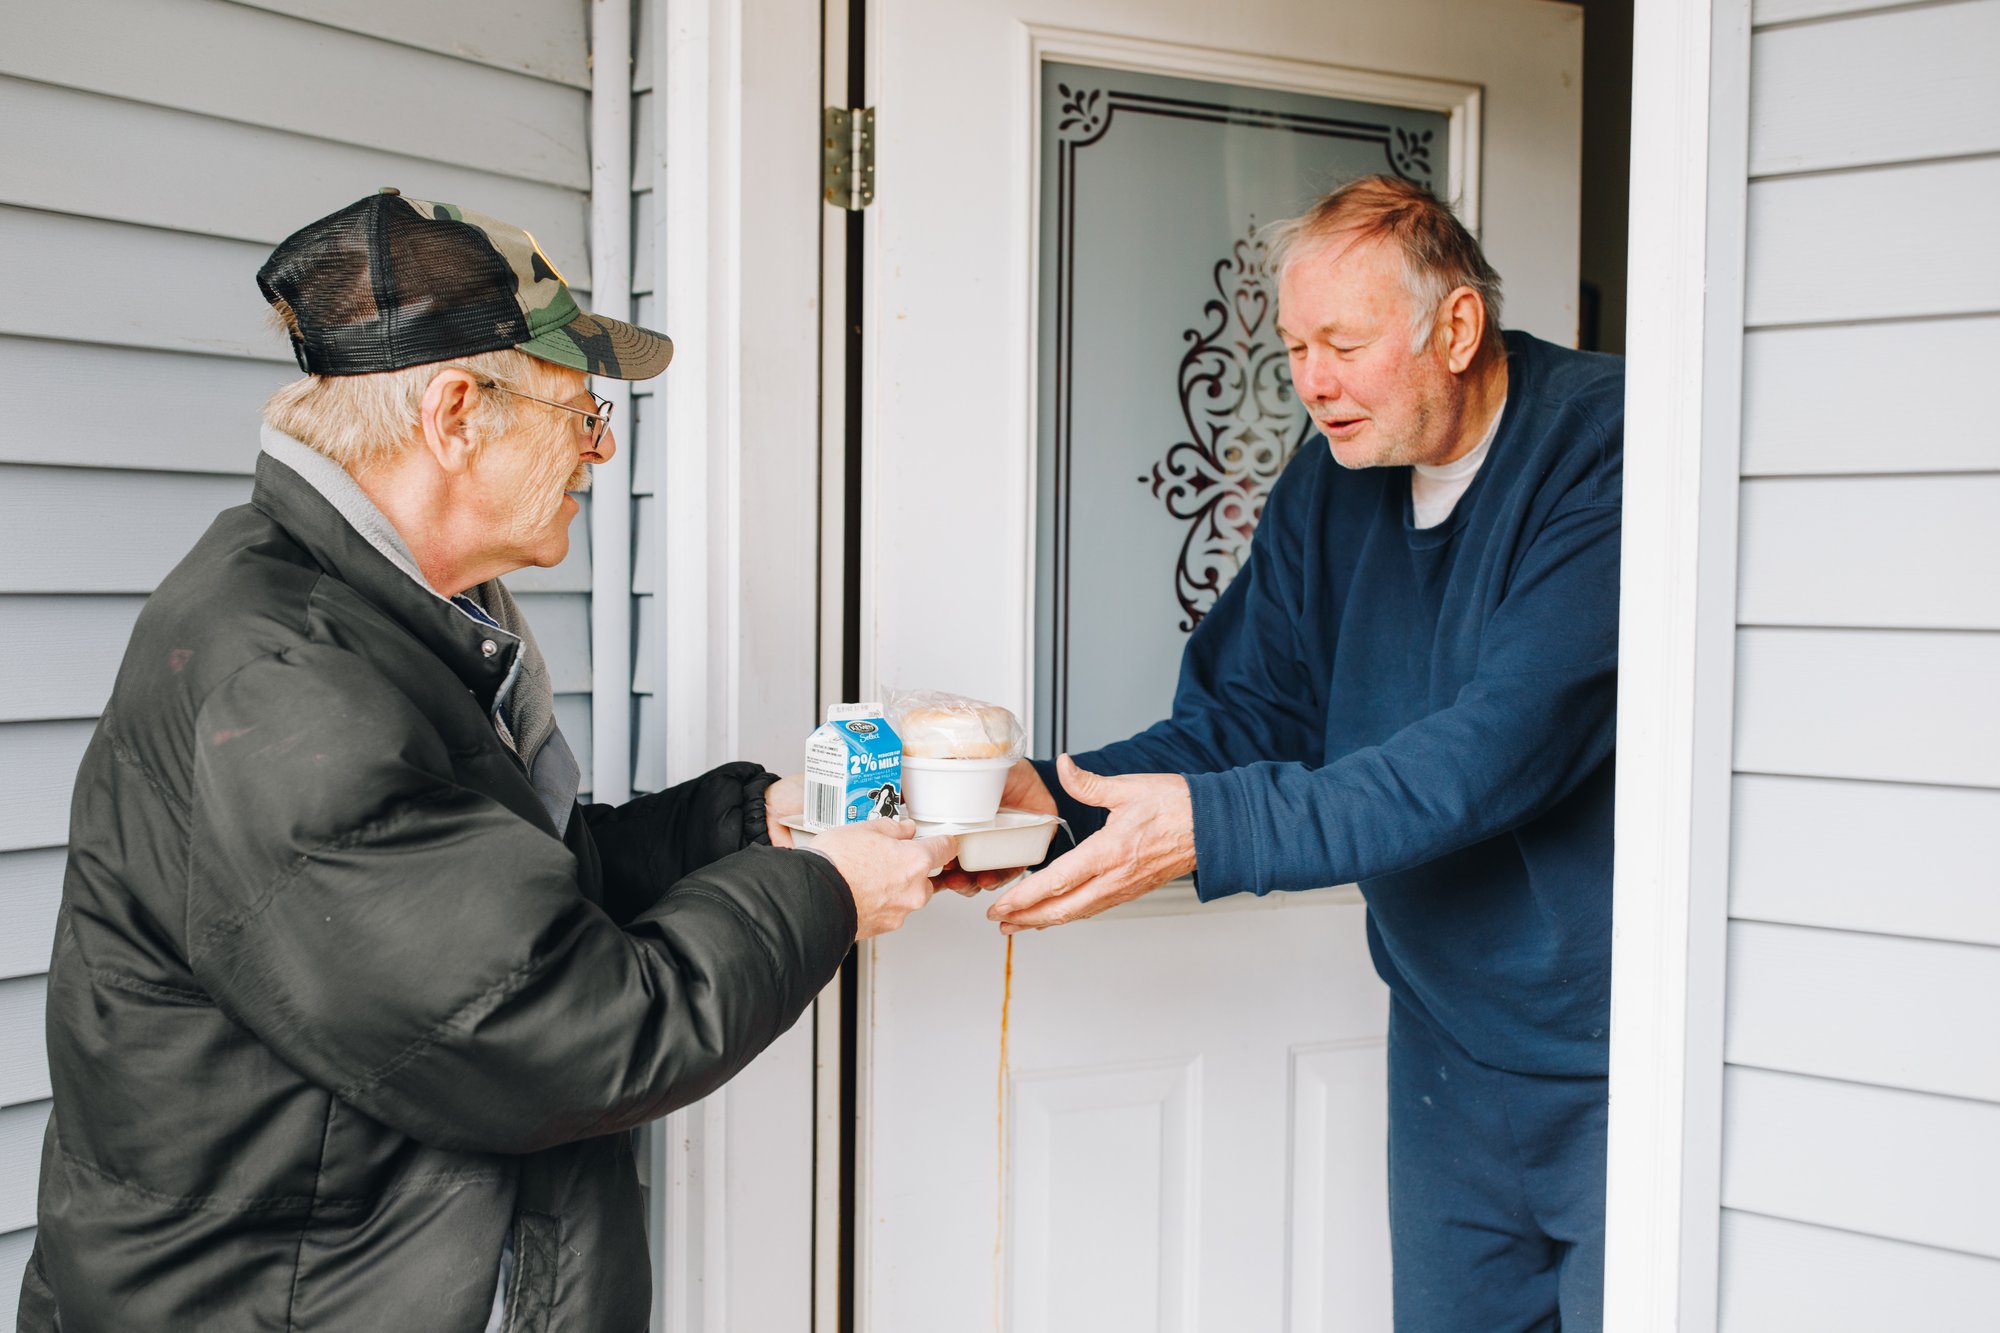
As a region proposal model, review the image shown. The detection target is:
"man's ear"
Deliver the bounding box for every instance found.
[418,369,482,475]
[1437,285,1487,375]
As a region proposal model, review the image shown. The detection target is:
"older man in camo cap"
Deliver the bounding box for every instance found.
[21,190,952,1331]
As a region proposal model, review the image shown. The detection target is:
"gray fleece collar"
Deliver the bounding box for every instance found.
[257,428,579,831]
[261,428,435,587]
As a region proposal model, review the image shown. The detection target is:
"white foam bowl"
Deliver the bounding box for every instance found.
[899,754,1013,824]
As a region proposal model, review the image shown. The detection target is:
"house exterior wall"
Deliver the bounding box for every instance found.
[1715,0,2000,1321]
[0,0,598,1314]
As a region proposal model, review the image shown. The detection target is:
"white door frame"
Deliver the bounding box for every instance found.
[1603,0,1750,1328]
[639,0,1762,1323]
[644,0,828,1329]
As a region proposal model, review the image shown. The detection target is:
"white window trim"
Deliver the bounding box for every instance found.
[1604,0,1750,1328]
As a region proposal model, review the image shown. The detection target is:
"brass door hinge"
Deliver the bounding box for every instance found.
[823,107,876,211]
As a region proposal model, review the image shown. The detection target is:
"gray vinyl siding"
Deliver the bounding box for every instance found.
[1716,0,2000,1322]
[0,0,595,1313]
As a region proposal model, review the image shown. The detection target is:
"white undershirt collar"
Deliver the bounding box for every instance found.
[1410,393,1506,530]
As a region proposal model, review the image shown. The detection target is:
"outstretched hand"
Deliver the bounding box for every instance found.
[986,755,1194,932]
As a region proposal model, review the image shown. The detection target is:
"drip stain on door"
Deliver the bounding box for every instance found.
[993,934,1013,1330]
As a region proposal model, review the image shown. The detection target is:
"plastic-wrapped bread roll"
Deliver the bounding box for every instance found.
[885,691,1024,823]
[896,703,1018,759]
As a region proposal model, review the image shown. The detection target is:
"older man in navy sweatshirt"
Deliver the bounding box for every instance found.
[989,175,1622,1332]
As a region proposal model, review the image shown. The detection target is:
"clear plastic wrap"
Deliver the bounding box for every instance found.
[884,689,1025,761]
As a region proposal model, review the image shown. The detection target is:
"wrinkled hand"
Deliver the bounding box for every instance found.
[933,758,1057,897]
[987,756,1194,932]
[764,775,803,848]
[808,817,959,939]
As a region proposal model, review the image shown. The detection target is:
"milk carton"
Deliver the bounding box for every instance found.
[803,703,904,828]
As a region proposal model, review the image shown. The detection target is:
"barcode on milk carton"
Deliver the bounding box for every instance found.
[806,780,841,829]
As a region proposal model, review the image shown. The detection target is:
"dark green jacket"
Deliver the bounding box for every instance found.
[20,455,854,1332]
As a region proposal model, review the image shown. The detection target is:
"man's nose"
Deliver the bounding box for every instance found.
[1293,349,1339,403]
[588,424,617,465]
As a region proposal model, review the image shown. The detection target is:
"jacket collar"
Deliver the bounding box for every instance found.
[252,432,521,712]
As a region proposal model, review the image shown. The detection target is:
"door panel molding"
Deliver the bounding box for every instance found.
[1008,1059,1201,1331]
[1287,1038,1392,1330]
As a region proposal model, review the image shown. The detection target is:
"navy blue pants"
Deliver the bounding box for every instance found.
[1387,999,1607,1332]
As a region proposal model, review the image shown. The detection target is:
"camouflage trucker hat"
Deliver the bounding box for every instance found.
[257,188,671,380]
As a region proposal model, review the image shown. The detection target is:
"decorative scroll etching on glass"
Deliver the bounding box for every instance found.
[1033,62,1451,754]
[1145,221,1306,636]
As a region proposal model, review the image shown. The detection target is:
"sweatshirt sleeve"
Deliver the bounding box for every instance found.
[1034,456,1331,842]
[1185,496,1620,899]
[185,643,855,1155]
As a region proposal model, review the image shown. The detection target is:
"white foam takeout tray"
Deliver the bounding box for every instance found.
[782,809,1060,874]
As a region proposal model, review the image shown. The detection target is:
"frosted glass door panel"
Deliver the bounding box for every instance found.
[1034,63,1448,754]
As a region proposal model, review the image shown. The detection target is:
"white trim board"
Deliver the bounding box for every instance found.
[1605,0,1751,1329]
[589,0,635,807]
[653,0,738,1319]
[648,0,827,1329]
[812,6,853,1332]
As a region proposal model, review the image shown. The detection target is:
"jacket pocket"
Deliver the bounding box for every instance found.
[499,1211,560,1333]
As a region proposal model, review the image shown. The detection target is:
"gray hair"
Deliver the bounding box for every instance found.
[1264,174,1503,355]
[261,302,565,473]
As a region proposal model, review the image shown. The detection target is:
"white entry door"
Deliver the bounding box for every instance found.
[853,4,1581,1329]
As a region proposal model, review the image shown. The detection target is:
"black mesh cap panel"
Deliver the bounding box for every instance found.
[257,195,529,375]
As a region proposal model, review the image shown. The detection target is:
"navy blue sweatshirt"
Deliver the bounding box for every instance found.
[1038,332,1623,1077]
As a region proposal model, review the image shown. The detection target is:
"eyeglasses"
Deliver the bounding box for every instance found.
[475,380,615,449]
